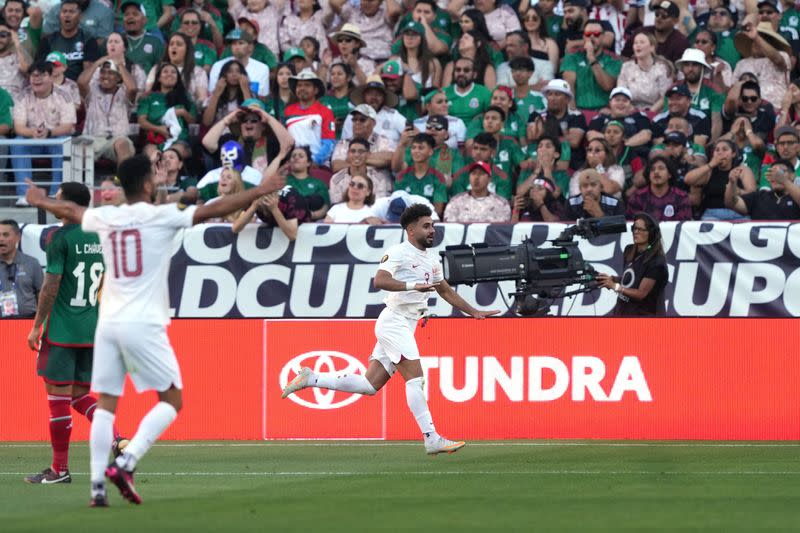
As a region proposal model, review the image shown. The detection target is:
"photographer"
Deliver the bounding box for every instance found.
[725,159,800,219]
[596,213,668,317]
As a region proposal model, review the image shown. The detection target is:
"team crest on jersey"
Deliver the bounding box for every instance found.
[663,204,675,218]
[423,184,434,196]
[380,254,389,263]
[144,43,153,54]
[791,16,799,26]
[700,97,710,110]
[469,98,479,108]
[75,42,83,53]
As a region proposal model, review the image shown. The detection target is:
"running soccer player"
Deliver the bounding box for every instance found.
[25,151,286,507]
[281,203,499,455]
[25,182,123,485]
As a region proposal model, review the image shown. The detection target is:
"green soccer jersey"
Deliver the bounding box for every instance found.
[444,83,492,123]
[514,90,546,123]
[321,94,355,138]
[714,31,741,70]
[287,174,330,205]
[395,167,448,203]
[466,114,526,144]
[0,88,13,129]
[193,40,218,69]
[125,33,165,74]
[546,15,563,41]
[560,52,622,110]
[44,225,104,346]
[221,43,277,70]
[403,146,465,180]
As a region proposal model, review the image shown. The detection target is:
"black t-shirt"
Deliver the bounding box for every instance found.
[564,193,624,220]
[653,108,711,140]
[36,29,100,80]
[741,190,800,220]
[588,111,651,137]
[721,103,776,140]
[701,167,732,211]
[613,246,669,317]
[557,20,615,56]
[255,185,310,225]
[621,26,689,63]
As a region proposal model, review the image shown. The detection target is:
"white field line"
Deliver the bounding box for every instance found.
[3,442,800,448]
[2,471,800,476]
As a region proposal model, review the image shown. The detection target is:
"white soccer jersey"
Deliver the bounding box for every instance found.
[377,240,443,317]
[82,202,196,325]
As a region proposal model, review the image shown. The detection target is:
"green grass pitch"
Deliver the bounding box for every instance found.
[2,441,800,532]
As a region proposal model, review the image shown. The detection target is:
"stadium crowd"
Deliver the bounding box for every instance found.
[2,0,800,230]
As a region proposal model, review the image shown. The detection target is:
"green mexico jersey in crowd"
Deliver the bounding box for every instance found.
[287,175,330,205]
[45,225,104,346]
[395,167,448,203]
[193,40,219,69]
[444,83,492,123]
[403,146,465,179]
[125,33,165,74]
[221,43,277,70]
[560,52,622,110]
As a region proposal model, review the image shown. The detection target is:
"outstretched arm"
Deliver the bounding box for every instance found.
[193,172,285,224]
[27,273,61,350]
[25,180,86,223]
[434,279,500,318]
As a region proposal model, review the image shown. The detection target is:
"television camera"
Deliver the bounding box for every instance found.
[439,216,627,316]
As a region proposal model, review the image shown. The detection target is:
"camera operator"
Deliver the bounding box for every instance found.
[596,213,668,317]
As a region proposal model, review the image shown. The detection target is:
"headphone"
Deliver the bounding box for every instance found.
[634,212,661,250]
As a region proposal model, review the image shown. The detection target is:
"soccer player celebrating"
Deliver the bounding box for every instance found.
[25,152,285,507]
[25,182,123,485]
[282,203,499,455]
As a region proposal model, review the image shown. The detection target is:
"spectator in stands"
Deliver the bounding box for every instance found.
[394,0,451,58]
[263,62,295,122]
[285,69,336,167]
[509,58,546,120]
[675,48,723,139]
[497,31,549,91]
[722,80,774,156]
[283,47,308,76]
[474,86,525,145]
[365,189,438,224]
[342,75,406,143]
[394,114,464,187]
[596,213,669,317]
[412,89,467,150]
[765,126,800,187]
[777,79,800,129]
[0,18,30,99]
[147,32,208,105]
[466,106,525,195]
[208,28,270,98]
[103,31,146,93]
[175,8,220,73]
[517,134,569,197]
[725,158,800,219]
[587,87,653,151]
[564,169,625,219]
[202,60,252,127]
[443,58,492,124]
[561,19,622,111]
[617,32,674,113]
[569,138,625,198]
[78,58,137,164]
[196,140,264,201]
[98,177,124,206]
[588,0,626,54]
[685,139,756,220]
[280,0,330,60]
[2,0,42,59]
[626,154,692,221]
[203,167,247,222]
[156,147,197,203]
[329,0,400,62]
[36,0,100,81]
[653,84,711,147]
[329,138,386,204]
[219,18,277,69]
[705,4,740,70]
[226,0,281,56]
[443,161,511,223]
[121,2,164,75]
[622,0,689,63]
[602,120,645,189]
[558,0,614,56]
[536,79,587,170]
[203,98,293,174]
[11,62,76,204]
[286,145,330,221]
[512,175,565,222]
[46,51,80,109]
[332,104,394,199]
[327,23,375,86]
[324,174,376,223]
[451,132,511,199]
[452,0,519,47]
[443,31,496,89]
[733,16,792,108]
[320,63,353,139]
[137,62,196,150]
[692,29,733,91]
[0,219,42,317]
[43,0,113,40]
[391,21,441,99]
[520,6,559,84]
[394,133,447,217]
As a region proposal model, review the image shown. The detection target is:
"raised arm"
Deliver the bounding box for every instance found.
[25,180,86,223]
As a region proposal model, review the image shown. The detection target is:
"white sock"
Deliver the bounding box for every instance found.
[90,409,115,484]
[315,373,376,395]
[405,377,435,436]
[117,402,178,471]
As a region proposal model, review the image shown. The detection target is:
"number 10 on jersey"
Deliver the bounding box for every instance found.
[109,229,143,278]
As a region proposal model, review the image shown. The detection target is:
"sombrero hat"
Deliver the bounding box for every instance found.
[734,21,792,57]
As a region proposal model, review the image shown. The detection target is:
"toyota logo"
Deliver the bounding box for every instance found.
[279,351,367,410]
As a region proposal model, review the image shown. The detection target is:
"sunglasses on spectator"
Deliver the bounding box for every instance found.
[0,31,9,38]
[524,15,539,21]
[584,30,602,37]
[454,67,472,73]
[632,226,649,233]
[338,37,355,43]
[654,11,672,19]
[349,181,367,189]
[740,95,759,103]
[426,123,445,131]
[182,19,201,25]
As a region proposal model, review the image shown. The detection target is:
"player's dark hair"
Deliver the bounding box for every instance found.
[412,133,436,149]
[0,219,20,233]
[626,212,665,262]
[117,155,153,198]
[472,132,497,149]
[400,203,432,229]
[60,182,91,207]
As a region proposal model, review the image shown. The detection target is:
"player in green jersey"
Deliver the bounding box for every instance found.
[25,183,123,485]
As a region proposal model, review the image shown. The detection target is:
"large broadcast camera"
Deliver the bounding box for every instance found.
[439,215,627,317]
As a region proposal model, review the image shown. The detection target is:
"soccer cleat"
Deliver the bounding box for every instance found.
[89,494,109,508]
[24,468,71,484]
[281,367,314,399]
[105,464,142,505]
[425,436,466,455]
[111,436,130,459]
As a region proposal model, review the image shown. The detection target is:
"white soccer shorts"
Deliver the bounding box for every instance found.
[368,308,420,376]
[92,321,183,396]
